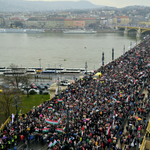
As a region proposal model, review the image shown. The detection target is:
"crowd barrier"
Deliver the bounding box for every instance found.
[140,113,150,150]
[0,116,11,132]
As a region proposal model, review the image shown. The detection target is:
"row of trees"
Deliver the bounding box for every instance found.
[0,64,31,118]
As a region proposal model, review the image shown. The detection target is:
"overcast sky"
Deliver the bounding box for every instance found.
[30,0,150,8]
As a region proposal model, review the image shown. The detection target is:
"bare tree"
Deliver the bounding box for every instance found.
[0,86,15,118]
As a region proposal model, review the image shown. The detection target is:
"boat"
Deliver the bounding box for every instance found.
[0,69,12,75]
[63,29,97,34]
[26,69,37,75]
[45,67,64,73]
[0,29,45,33]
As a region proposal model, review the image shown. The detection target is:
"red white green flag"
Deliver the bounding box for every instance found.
[57,99,63,103]
[48,107,52,110]
[81,131,84,136]
[42,128,49,133]
[126,95,130,102]
[106,126,111,135]
[35,128,40,132]
[55,128,63,134]
[48,141,53,147]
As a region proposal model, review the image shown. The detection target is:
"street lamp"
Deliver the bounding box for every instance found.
[66,104,70,142]
[39,59,41,83]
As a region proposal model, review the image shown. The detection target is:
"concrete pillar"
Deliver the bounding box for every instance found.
[124,26,128,35]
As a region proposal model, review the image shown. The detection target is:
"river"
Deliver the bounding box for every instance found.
[0,32,141,70]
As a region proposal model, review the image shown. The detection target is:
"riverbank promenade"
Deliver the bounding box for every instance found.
[0,36,150,150]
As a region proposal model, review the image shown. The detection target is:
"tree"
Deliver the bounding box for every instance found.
[0,85,15,118]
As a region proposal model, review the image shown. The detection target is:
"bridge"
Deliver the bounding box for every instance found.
[116,26,150,37]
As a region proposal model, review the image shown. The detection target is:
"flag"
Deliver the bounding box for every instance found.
[126,95,130,102]
[147,64,150,67]
[81,131,84,136]
[140,74,145,78]
[53,139,57,146]
[63,127,66,131]
[12,113,15,124]
[58,118,61,124]
[42,128,49,133]
[45,118,61,125]
[94,101,97,105]
[52,109,55,112]
[55,128,63,134]
[134,79,138,84]
[57,99,63,103]
[48,142,53,147]
[35,128,40,132]
[48,107,52,110]
[106,126,111,135]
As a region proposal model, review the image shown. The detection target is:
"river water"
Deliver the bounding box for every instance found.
[0,32,141,70]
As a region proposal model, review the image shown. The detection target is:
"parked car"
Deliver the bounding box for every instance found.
[60,80,71,86]
[30,83,37,89]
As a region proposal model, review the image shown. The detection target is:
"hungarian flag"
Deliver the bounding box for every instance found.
[58,118,61,124]
[57,99,63,103]
[48,142,53,147]
[35,128,40,132]
[106,126,111,135]
[140,74,145,78]
[48,107,52,110]
[147,64,150,67]
[45,119,58,125]
[55,128,64,134]
[53,139,57,146]
[81,131,84,136]
[0,139,2,144]
[126,95,130,102]
[63,127,66,131]
[134,79,138,84]
[42,128,49,133]
[94,101,97,105]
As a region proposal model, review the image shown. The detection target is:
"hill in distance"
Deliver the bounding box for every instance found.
[0,0,105,12]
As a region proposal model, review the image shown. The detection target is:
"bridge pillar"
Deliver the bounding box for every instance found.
[136,27,141,38]
[115,26,118,30]
[124,26,128,35]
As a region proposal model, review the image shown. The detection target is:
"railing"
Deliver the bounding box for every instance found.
[140,115,150,150]
[0,116,11,132]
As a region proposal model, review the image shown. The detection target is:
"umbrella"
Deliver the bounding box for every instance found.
[73,133,77,136]
[116,101,120,103]
[135,116,139,119]
[138,118,142,121]
[83,120,86,122]
[86,118,90,121]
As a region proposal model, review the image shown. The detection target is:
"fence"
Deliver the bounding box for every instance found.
[0,116,11,132]
[140,116,150,150]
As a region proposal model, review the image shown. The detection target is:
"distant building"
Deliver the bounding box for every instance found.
[82,18,97,27]
[100,17,107,25]
[64,19,73,28]
[0,17,4,26]
[73,20,85,28]
[113,16,130,24]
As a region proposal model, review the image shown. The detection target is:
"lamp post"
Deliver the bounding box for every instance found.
[66,104,70,145]
[39,59,41,83]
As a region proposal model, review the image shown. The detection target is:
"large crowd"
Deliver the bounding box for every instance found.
[1,36,150,150]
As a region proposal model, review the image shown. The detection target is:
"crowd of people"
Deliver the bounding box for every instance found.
[1,36,150,150]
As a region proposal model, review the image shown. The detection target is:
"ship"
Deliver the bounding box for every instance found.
[0,29,45,33]
[63,29,97,34]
